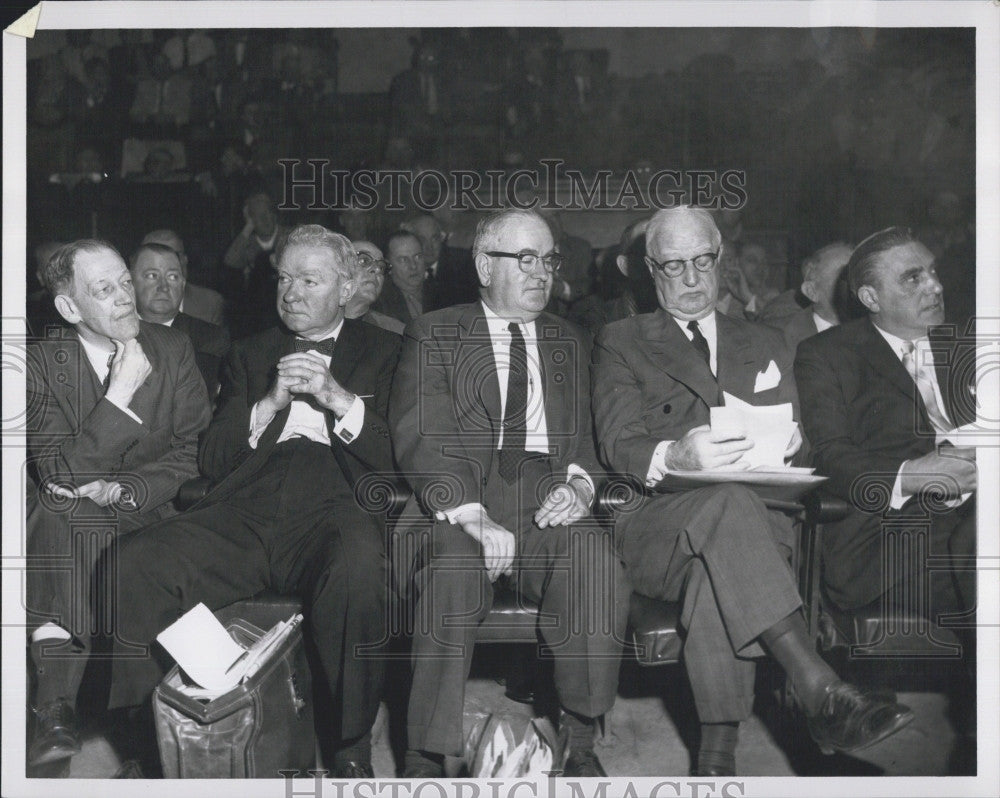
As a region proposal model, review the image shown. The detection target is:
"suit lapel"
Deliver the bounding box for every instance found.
[535,317,568,453]
[458,307,502,445]
[641,309,721,408]
[857,319,921,405]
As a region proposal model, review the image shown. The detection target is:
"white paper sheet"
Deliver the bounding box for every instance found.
[155,603,247,691]
[710,392,796,468]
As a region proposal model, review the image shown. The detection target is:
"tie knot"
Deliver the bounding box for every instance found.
[295,337,336,356]
[902,340,916,357]
[687,320,700,334]
[508,322,524,339]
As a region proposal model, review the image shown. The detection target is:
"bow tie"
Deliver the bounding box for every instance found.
[294,337,337,357]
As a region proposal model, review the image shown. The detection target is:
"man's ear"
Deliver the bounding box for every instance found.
[857,284,880,313]
[615,254,629,277]
[340,277,357,306]
[801,279,819,304]
[53,294,81,325]
[474,253,491,287]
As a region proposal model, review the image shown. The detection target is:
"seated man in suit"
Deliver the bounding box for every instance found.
[130,242,231,397]
[374,229,429,325]
[141,228,227,327]
[390,208,629,778]
[25,240,211,769]
[795,227,977,630]
[400,212,478,309]
[592,207,912,776]
[762,241,852,351]
[109,225,400,778]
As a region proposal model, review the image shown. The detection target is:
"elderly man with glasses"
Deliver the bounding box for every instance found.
[344,240,405,335]
[390,208,630,778]
[591,206,912,776]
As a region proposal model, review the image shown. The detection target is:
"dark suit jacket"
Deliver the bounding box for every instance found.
[592,309,800,484]
[773,305,820,354]
[197,319,400,505]
[426,245,478,310]
[170,311,231,398]
[794,317,977,608]
[389,303,602,519]
[182,282,226,327]
[26,322,212,518]
[372,278,429,327]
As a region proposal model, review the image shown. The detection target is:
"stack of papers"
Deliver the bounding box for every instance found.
[711,392,797,469]
[157,603,302,698]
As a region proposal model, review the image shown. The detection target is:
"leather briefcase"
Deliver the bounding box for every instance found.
[153,617,315,778]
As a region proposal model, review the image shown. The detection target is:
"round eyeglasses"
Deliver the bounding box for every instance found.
[645,251,719,278]
[485,250,564,274]
[357,251,390,275]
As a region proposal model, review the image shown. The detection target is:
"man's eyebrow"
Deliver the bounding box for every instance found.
[899,267,923,281]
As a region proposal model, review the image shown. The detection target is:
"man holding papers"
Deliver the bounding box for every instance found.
[794,227,977,628]
[592,207,911,776]
[109,225,400,779]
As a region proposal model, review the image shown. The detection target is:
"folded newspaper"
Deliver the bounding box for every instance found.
[156,602,303,698]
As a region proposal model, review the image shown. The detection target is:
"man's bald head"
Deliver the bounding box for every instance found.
[646,206,722,258]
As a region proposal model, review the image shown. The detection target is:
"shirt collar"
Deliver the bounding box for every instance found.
[296,318,344,344]
[480,300,534,338]
[872,321,926,360]
[77,333,116,379]
[672,310,717,339]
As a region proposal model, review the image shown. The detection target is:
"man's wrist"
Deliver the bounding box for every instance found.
[567,474,594,505]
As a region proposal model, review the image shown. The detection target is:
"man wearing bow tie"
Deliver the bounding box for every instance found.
[592,207,912,776]
[794,227,977,630]
[109,225,400,778]
[25,240,211,771]
[390,208,629,778]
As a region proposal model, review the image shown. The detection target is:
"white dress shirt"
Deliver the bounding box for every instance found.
[248,321,364,449]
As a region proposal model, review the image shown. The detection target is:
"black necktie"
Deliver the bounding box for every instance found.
[687,320,711,369]
[498,322,528,483]
[294,337,337,356]
[102,352,115,391]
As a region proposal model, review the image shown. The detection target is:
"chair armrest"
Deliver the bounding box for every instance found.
[802,491,851,524]
[175,476,213,511]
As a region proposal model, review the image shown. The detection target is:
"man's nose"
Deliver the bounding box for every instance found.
[927,273,944,294]
[682,262,700,287]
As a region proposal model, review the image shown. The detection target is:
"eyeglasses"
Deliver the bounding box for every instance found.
[645,250,719,278]
[485,251,564,274]
[357,251,390,275]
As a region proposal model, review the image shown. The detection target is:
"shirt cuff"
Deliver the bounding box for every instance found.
[889,464,909,510]
[248,400,274,449]
[436,502,486,526]
[106,396,143,425]
[646,441,673,487]
[566,464,595,506]
[331,394,364,444]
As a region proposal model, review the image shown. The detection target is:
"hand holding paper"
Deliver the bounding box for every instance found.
[710,392,797,469]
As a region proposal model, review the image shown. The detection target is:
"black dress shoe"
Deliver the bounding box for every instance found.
[333,761,374,779]
[403,760,444,778]
[807,681,914,755]
[562,750,607,777]
[27,701,81,767]
[690,764,736,777]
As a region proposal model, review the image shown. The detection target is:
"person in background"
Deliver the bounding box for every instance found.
[344,240,405,335]
[141,228,226,327]
[130,242,230,397]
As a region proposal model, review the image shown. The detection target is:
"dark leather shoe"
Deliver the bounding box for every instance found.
[27,701,81,767]
[807,681,914,755]
[403,760,444,778]
[333,760,374,778]
[562,750,607,777]
[690,764,736,777]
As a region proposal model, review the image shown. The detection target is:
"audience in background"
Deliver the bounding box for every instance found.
[344,240,405,335]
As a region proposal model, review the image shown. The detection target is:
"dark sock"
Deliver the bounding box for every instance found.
[561,707,595,753]
[404,749,443,775]
[30,639,86,707]
[759,611,838,715]
[698,722,739,774]
[333,731,372,767]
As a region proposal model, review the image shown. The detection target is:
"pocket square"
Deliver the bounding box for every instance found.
[754,360,781,392]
